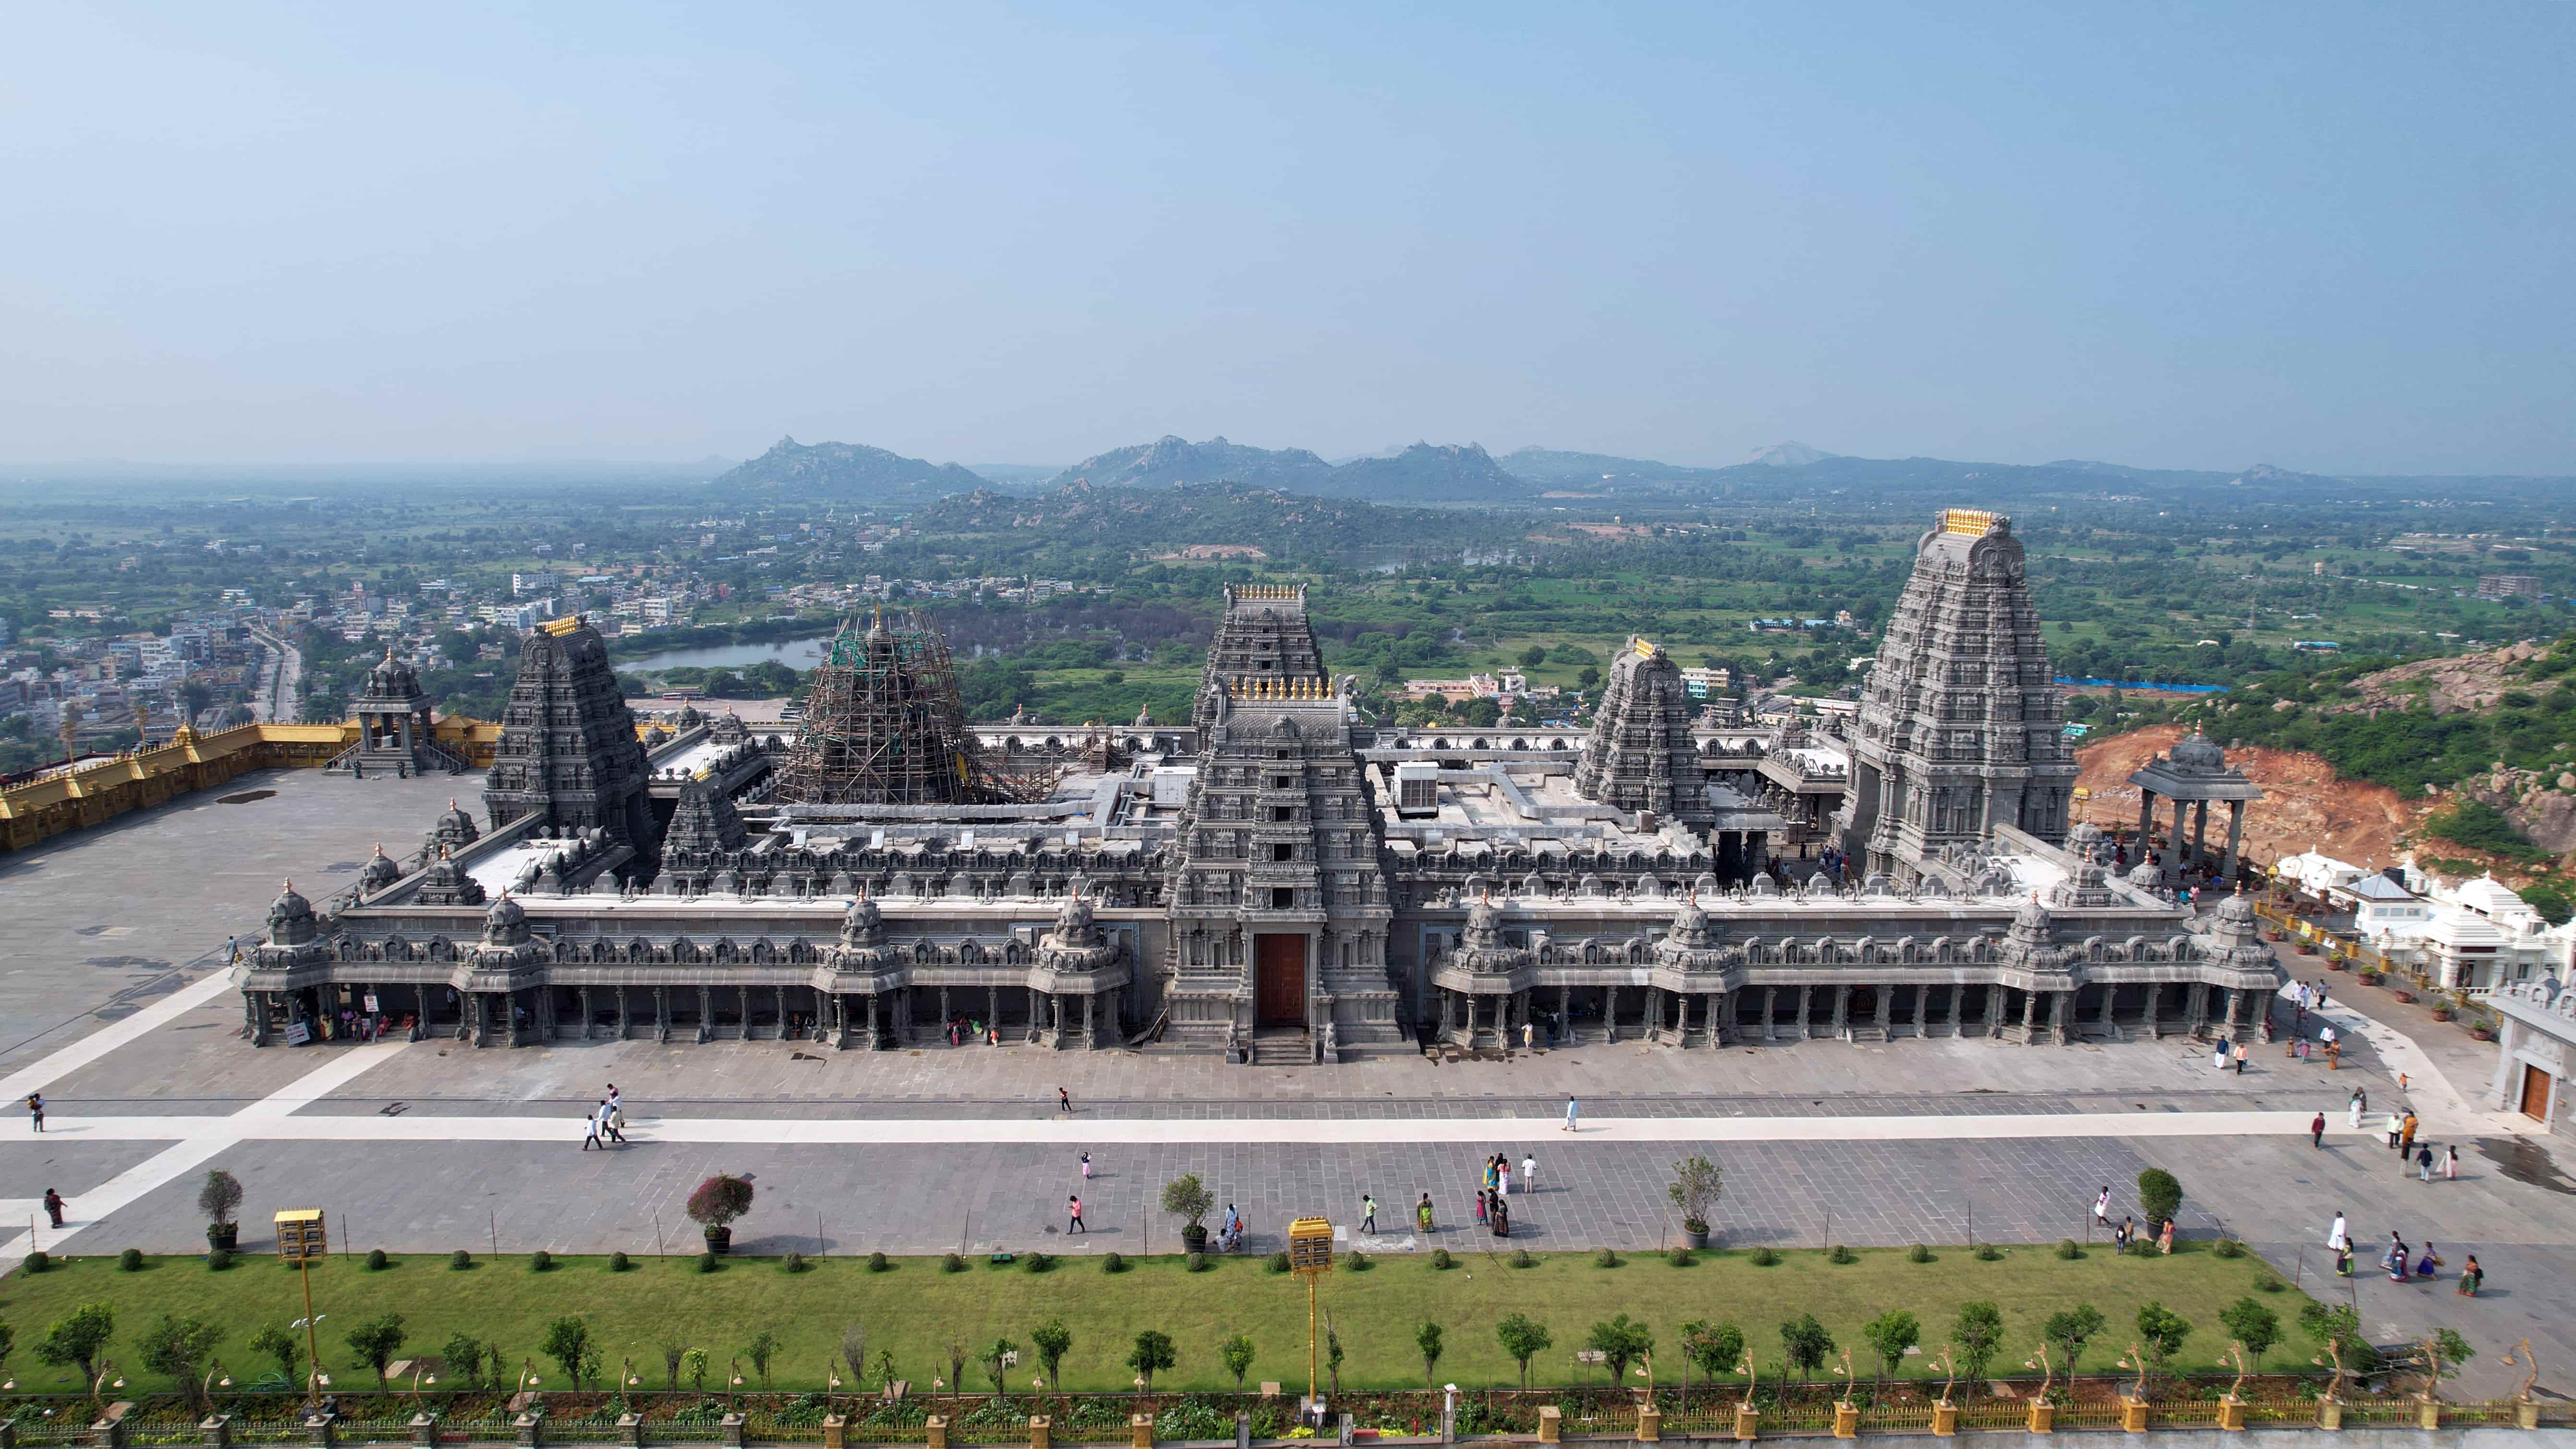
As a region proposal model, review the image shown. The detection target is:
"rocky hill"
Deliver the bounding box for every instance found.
[714,437,984,500]
[2326,641,2552,716]
[2074,724,2421,870]
[1048,435,1334,492]
[1312,442,1531,503]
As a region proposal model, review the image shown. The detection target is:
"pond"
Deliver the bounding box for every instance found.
[617,636,835,672]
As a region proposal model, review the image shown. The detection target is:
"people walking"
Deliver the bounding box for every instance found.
[1562,1097,1578,1132]
[1522,1153,1537,1193]
[2326,1211,2348,1251]
[1081,1152,1092,1181]
[1417,1192,1434,1233]
[2400,1111,2419,1154]
[43,1187,64,1228]
[2347,1089,2365,1129]
[2443,1144,2459,1180]
[1068,1195,1085,1233]
[1474,1188,1488,1224]
[2211,1041,2228,1071]
[2233,1041,2249,1074]
[2417,1144,2435,1183]
[2310,1112,2326,1148]
[581,1108,604,1150]
[2095,1186,2111,1228]
[1361,1194,1377,1234]
[2385,1111,2404,1151]
[1498,1159,1511,1199]
[1058,1086,1073,1114]
[26,1093,41,1133]
[2457,1255,2482,1296]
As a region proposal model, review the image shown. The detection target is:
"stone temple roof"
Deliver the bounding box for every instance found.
[2129,733,2264,802]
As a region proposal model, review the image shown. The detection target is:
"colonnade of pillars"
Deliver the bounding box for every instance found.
[1426,980,2271,1049]
[2135,790,2250,883]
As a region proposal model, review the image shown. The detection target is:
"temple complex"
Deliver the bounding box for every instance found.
[239,510,2280,1059]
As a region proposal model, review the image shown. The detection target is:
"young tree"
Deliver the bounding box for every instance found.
[253,1326,306,1388]
[982,1337,1018,1396]
[1416,1322,1445,1389]
[2134,1170,2183,1229]
[0,1322,15,1383]
[1220,1334,1256,1393]
[1588,1316,1653,1384]
[2216,1299,2280,1373]
[1496,1315,1554,1391]
[138,1316,222,1410]
[1949,1303,2005,1393]
[538,1318,591,1390]
[1160,1174,1215,1238]
[36,1303,116,1386]
[1667,1157,1724,1236]
[2133,1302,2192,1375]
[1029,1321,1072,1388]
[1779,1315,1833,1383]
[346,1315,410,1389]
[1126,1331,1176,1390]
[196,1171,244,1232]
[2411,1329,2472,1399]
[660,1343,686,1393]
[2041,1306,2106,1373]
[1680,1321,1745,1406]
[748,1331,781,1390]
[2298,1304,2374,1377]
[840,1327,869,1392]
[684,1174,757,1236]
[440,1334,481,1391]
[683,1348,711,1394]
[1861,1311,1920,1388]
[1324,1316,1345,1398]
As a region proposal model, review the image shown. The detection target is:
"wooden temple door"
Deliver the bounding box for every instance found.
[1254,933,1307,1027]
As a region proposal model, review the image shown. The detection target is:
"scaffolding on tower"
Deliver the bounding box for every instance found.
[774,610,1052,806]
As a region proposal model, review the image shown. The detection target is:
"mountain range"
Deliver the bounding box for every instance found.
[709,431,2572,509]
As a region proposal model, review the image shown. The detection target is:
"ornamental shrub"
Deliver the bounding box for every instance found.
[531,1249,554,1272]
[942,1253,968,1273]
[1749,1247,1780,1267]
[1828,1244,1858,1264]
[867,1252,890,1272]
[1594,1248,1620,1268]
[608,1251,630,1272]
[2056,1240,2083,1260]
[1509,1249,1536,1268]
[1267,1251,1291,1274]
[782,1251,807,1274]
[1910,1243,1935,1264]
[1102,1251,1126,1273]
[1346,1251,1372,1272]
[365,1248,390,1271]
[21,1251,46,1273]
[449,1250,472,1270]
[1432,1248,1454,1269]
[206,1248,233,1271]
[1974,1243,2004,1261]
[1666,1247,1695,1267]
[684,1173,756,1230]
[1022,1252,1052,1273]
[118,1248,143,1272]
[695,1251,720,1274]
[1185,1252,1209,1273]
[2213,1237,2246,1259]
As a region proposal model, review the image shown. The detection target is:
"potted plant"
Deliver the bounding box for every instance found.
[1161,1173,1214,1253]
[687,1173,755,1255]
[2391,989,2416,1004]
[199,1169,244,1252]
[1668,1155,1723,1249]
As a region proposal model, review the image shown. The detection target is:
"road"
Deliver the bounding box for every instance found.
[247,623,302,722]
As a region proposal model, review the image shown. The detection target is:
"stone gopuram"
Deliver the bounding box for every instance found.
[1837,508,2079,881]
[242,525,2277,1059]
[479,616,654,848]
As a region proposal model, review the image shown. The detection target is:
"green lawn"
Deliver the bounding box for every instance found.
[0,1244,2319,1396]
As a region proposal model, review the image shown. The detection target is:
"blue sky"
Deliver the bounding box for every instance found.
[2,2,2569,472]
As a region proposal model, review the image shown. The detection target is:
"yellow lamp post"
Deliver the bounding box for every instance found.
[1287,1218,1335,1411]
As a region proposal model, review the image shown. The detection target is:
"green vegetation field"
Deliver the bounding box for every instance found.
[0,1244,2321,1396]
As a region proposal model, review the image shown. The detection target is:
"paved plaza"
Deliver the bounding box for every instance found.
[0,766,2571,1399]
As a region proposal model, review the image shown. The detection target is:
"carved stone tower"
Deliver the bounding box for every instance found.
[482,615,654,848]
[1165,586,1401,1058]
[1572,638,1710,824]
[1836,509,2078,880]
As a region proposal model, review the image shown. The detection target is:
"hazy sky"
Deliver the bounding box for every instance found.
[4,2,2570,473]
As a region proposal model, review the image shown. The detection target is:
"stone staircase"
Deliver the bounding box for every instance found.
[1250,1029,1311,1066]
